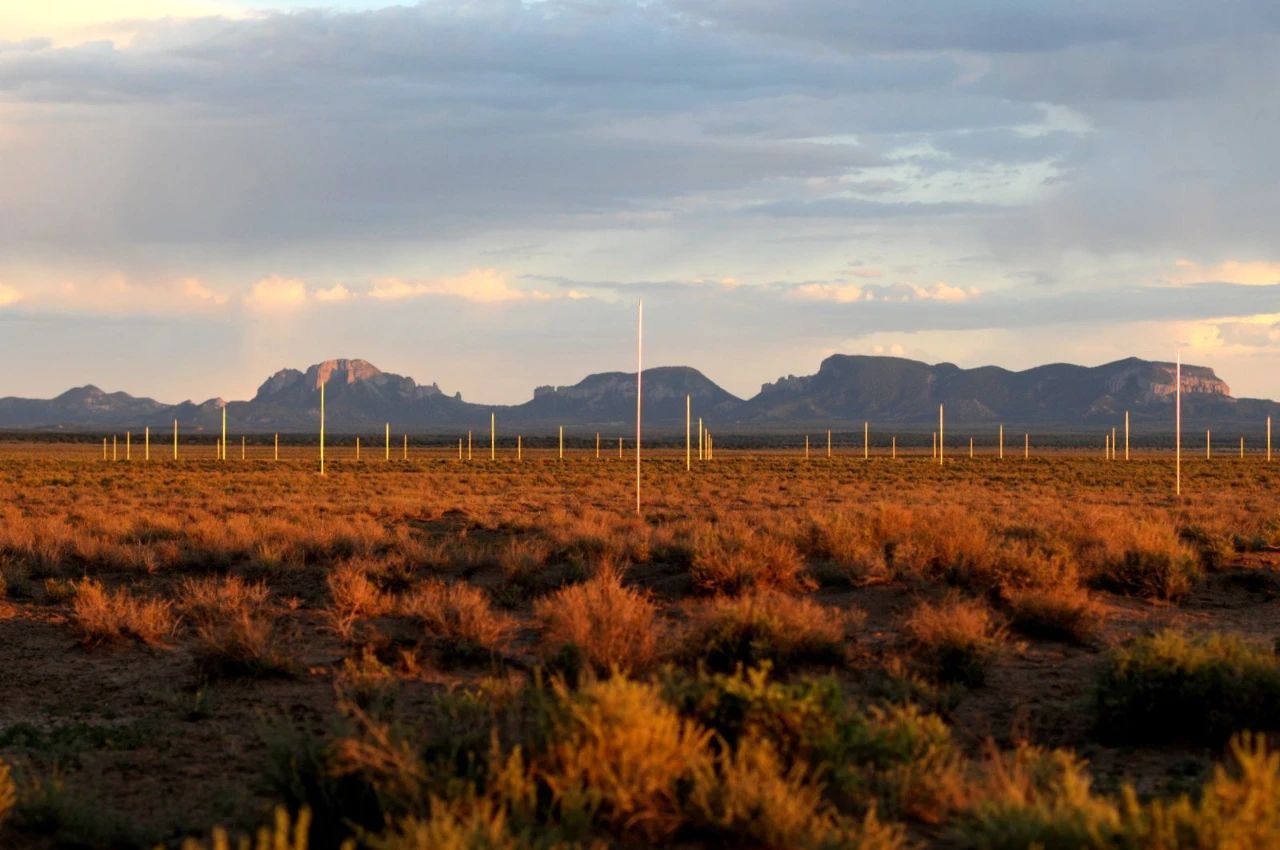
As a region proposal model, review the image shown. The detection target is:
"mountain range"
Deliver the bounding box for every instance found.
[0,355,1275,433]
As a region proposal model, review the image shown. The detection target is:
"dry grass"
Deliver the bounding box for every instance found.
[690,521,809,594]
[69,579,174,646]
[904,595,1004,685]
[399,579,515,653]
[682,591,859,670]
[535,568,659,675]
[1004,584,1101,644]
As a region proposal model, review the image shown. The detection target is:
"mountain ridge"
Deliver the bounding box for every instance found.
[0,355,1273,432]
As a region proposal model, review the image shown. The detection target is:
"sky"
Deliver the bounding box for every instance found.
[1,0,1278,405]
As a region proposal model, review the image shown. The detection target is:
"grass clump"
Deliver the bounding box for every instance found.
[690,522,809,595]
[904,596,1004,686]
[1004,585,1100,645]
[682,591,858,671]
[400,579,515,663]
[0,759,13,827]
[535,569,658,676]
[70,578,174,647]
[1090,523,1200,601]
[1095,629,1280,745]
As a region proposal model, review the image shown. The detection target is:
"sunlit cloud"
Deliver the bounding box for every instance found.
[367,269,554,304]
[246,275,307,310]
[1170,259,1280,286]
[0,283,22,307]
[314,284,351,302]
[788,280,979,303]
[0,1,237,46]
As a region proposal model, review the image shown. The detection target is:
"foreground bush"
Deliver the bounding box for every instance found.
[1095,630,1280,745]
[682,591,857,671]
[400,579,515,661]
[535,569,659,675]
[1088,523,1201,601]
[70,579,174,646]
[690,523,809,594]
[904,596,1003,686]
[1004,585,1100,645]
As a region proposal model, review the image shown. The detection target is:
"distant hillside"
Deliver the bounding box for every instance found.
[0,355,1274,433]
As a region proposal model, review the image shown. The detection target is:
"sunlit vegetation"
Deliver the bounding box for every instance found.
[0,445,1278,848]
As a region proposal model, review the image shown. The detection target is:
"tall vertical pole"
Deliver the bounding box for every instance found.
[126,431,131,461]
[827,429,832,458]
[1176,352,1181,496]
[241,435,245,461]
[999,424,1004,460]
[970,437,973,459]
[698,418,704,461]
[939,404,944,466]
[275,433,279,461]
[596,432,600,460]
[618,436,623,459]
[403,433,407,460]
[490,414,495,461]
[805,435,809,459]
[686,395,692,471]
[891,436,896,459]
[559,426,564,460]
[467,431,472,461]
[517,435,522,462]
[113,435,117,461]
[1206,430,1211,460]
[103,437,107,460]
[145,427,150,462]
[319,381,326,476]
[173,419,178,461]
[1111,427,1117,461]
[1024,433,1029,460]
[863,421,868,459]
[386,423,391,462]
[636,298,643,516]
[1105,433,1110,459]
[1125,411,1130,461]
[356,437,360,461]
[221,407,227,462]
[1269,416,1273,462]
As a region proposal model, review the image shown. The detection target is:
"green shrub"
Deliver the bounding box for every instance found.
[1095,630,1280,745]
[951,744,1120,850]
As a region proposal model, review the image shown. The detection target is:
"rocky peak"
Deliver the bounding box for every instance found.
[306,359,384,389]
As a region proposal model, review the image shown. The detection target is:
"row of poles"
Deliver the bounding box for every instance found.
[84,329,1275,511]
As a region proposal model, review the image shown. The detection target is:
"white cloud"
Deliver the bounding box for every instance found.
[0,283,22,306]
[1170,259,1280,287]
[314,284,351,302]
[788,280,979,303]
[246,275,307,310]
[367,269,552,304]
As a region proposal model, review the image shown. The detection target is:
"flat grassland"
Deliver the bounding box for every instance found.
[0,443,1278,848]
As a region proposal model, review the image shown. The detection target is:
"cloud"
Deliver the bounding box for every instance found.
[180,277,227,306]
[1170,259,1280,286]
[788,280,979,303]
[367,269,553,304]
[246,275,307,310]
[0,283,22,306]
[313,284,351,302]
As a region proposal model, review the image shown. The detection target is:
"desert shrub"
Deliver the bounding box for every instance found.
[1095,630,1280,744]
[534,569,658,676]
[1087,522,1200,601]
[70,579,174,646]
[176,807,317,850]
[177,575,292,677]
[690,522,809,594]
[177,575,271,626]
[1004,585,1101,644]
[0,758,13,827]
[662,666,963,823]
[802,513,892,586]
[904,596,1003,686]
[366,797,537,850]
[682,591,858,671]
[1180,525,1238,571]
[401,580,515,661]
[1120,732,1280,847]
[12,774,144,847]
[953,744,1121,850]
[689,732,834,848]
[327,560,393,638]
[537,676,713,841]
[194,608,295,679]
